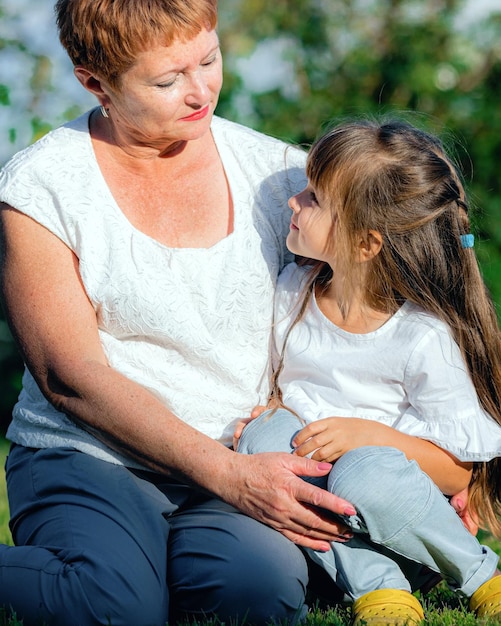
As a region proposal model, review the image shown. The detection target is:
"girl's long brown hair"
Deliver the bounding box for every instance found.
[272,118,501,535]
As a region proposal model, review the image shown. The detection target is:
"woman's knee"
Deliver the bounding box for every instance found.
[168,503,308,625]
[207,540,307,625]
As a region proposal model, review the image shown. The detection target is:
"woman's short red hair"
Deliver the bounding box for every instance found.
[55,0,218,87]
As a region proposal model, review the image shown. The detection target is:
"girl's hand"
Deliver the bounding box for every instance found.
[250,405,268,418]
[232,405,269,450]
[450,487,479,536]
[293,416,473,496]
[292,417,378,462]
[233,417,253,450]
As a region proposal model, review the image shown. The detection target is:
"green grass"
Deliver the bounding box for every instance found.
[0,440,499,625]
[0,439,11,547]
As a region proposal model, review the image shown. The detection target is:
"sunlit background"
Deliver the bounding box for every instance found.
[0,0,500,429]
[0,0,500,163]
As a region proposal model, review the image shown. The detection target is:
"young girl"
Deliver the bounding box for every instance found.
[236,118,501,624]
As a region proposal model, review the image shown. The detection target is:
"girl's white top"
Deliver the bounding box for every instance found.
[0,111,306,468]
[275,263,501,462]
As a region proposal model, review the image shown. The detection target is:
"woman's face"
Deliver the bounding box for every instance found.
[102,28,223,152]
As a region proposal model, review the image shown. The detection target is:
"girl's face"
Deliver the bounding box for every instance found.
[287,183,337,263]
[99,28,222,152]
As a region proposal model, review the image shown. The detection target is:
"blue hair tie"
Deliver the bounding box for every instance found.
[460,234,474,248]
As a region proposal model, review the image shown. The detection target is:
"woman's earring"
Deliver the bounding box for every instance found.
[100,105,109,118]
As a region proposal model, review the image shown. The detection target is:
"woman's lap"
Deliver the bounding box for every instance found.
[168,497,308,624]
[2,444,307,626]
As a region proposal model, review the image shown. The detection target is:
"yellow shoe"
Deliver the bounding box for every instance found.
[470,576,501,618]
[352,589,424,625]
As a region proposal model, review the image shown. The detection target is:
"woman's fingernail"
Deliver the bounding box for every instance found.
[344,506,357,516]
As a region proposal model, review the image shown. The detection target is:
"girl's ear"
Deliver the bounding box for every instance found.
[357,230,383,263]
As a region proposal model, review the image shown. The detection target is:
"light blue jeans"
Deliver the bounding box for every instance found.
[237,409,499,600]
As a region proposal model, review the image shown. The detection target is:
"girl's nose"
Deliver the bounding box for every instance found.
[288,194,300,213]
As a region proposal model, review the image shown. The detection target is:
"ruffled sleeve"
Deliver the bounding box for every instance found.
[398,322,501,461]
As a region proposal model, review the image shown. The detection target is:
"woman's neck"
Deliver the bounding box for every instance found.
[90,107,203,164]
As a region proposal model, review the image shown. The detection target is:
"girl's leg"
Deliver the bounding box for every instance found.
[324,446,498,598]
[238,410,428,597]
[237,408,303,455]
[1,444,172,626]
[167,498,308,625]
[305,532,417,599]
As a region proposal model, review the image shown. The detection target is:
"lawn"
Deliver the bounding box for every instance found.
[0,440,499,625]
[0,439,11,547]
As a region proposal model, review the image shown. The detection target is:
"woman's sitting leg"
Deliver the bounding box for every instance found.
[167,497,309,625]
[1,444,172,626]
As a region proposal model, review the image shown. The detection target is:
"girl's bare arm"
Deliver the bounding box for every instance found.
[293,416,472,495]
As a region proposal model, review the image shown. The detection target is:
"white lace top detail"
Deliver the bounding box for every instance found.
[0,111,307,467]
[274,263,501,462]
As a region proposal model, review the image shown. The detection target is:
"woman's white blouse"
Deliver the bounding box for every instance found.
[0,112,307,467]
[275,263,501,462]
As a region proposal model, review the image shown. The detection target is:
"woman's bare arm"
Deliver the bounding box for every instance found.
[0,204,356,549]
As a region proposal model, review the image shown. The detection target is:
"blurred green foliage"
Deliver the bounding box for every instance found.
[217,0,501,302]
[0,0,500,431]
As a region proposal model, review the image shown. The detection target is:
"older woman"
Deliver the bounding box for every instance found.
[0,1,355,624]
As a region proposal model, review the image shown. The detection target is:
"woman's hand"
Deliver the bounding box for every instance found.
[227,450,355,551]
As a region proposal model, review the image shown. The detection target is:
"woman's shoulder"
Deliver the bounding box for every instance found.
[277,262,312,296]
[274,263,312,328]
[211,116,307,165]
[0,110,93,181]
[0,109,97,247]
